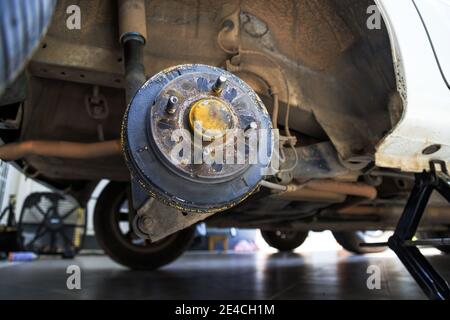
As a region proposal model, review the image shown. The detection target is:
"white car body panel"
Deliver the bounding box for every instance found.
[375,0,450,172]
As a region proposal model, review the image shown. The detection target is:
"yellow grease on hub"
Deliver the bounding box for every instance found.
[189,97,235,140]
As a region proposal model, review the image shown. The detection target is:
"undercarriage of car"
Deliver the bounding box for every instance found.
[0,0,449,298]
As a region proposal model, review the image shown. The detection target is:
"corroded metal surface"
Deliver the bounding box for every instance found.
[27,0,395,175]
[122,64,273,213]
[10,0,400,218]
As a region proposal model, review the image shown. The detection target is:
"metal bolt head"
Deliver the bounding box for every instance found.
[245,121,258,131]
[166,95,178,114]
[141,216,154,230]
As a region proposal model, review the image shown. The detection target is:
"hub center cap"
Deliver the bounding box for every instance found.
[189,97,236,141]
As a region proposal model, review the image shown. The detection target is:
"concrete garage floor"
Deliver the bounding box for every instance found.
[0,250,449,299]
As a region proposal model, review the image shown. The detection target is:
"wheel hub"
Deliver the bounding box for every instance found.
[122,64,274,213]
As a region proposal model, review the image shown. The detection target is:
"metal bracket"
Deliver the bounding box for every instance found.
[133,196,214,242]
[85,86,109,141]
[386,161,450,300]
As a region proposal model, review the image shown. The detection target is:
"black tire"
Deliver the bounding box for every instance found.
[261,230,308,251]
[94,182,196,270]
[418,231,450,254]
[333,231,389,254]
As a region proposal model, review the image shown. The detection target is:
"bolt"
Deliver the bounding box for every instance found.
[212,76,227,95]
[245,121,258,131]
[222,19,234,31]
[166,96,178,114]
[141,216,153,231]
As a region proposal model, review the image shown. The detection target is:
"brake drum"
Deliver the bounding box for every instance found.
[122,64,273,213]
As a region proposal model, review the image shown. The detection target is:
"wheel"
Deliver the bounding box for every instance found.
[94,182,196,270]
[333,231,390,254]
[261,230,308,251]
[418,231,450,254]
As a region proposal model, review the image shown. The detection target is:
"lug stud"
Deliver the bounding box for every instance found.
[212,76,227,95]
[166,95,178,114]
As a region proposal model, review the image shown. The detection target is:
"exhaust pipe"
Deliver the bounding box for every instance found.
[270,179,377,202]
[0,140,121,161]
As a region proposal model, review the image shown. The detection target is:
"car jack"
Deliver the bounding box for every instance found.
[363,161,450,300]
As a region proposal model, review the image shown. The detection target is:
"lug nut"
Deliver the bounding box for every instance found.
[212,76,227,95]
[166,96,178,114]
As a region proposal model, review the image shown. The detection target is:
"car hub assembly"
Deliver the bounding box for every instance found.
[122,64,274,214]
